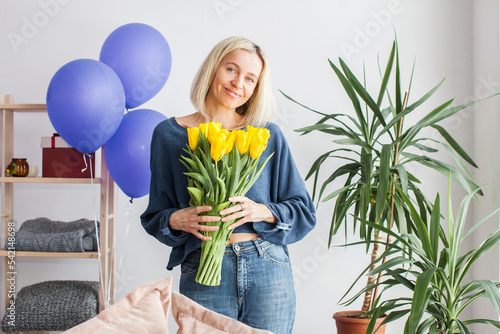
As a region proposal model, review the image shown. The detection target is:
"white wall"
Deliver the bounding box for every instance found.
[1,1,498,333]
[469,1,500,333]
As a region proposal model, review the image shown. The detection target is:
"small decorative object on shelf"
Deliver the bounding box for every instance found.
[41,133,94,178]
[27,164,39,177]
[5,158,29,177]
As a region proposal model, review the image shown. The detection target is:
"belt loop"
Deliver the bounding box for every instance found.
[253,238,264,257]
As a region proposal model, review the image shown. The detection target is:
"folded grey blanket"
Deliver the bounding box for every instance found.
[1,280,99,332]
[15,217,98,252]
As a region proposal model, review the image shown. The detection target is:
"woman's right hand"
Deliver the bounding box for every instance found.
[169,206,220,241]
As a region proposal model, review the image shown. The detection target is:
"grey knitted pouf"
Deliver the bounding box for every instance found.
[1,280,99,332]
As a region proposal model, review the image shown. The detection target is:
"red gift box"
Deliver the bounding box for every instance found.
[41,134,95,178]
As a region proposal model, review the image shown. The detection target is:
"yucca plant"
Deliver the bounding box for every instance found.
[357,180,500,333]
[281,39,489,322]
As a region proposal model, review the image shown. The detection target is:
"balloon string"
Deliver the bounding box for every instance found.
[88,154,107,308]
[81,153,94,173]
[118,201,133,272]
[81,154,88,173]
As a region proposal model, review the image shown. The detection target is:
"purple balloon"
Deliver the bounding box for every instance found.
[100,23,172,109]
[46,59,125,154]
[104,109,167,198]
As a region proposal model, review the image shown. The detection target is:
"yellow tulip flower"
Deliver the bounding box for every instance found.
[235,130,252,154]
[199,123,209,137]
[207,122,222,144]
[187,127,199,151]
[210,135,226,161]
[225,131,237,154]
[247,126,258,136]
[249,128,270,159]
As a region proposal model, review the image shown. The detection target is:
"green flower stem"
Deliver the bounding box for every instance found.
[182,141,274,286]
[195,205,238,286]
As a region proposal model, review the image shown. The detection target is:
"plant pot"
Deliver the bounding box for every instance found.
[333,310,386,334]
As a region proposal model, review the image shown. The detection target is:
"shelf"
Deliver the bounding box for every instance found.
[0,250,99,258]
[1,94,115,312]
[0,103,46,112]
[0,177,102,184]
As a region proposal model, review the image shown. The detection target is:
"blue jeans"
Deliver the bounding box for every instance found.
[180,238,296,334]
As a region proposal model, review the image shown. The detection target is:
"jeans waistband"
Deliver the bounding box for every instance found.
[224,237,271,256]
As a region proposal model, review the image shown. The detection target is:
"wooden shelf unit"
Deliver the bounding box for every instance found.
[0,93,116,318]
[0,177,102,184]
[0,250,99,259]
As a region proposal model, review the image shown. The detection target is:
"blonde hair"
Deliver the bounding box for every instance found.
[190,36,276,127]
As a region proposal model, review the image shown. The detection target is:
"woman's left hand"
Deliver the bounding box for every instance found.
[219,196,277,230]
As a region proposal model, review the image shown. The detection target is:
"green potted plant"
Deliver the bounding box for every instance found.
[357,180,500,333]
[281,40,490,333]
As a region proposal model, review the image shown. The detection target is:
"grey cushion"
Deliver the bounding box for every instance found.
[1,280,99,332]
[15,217,98,252]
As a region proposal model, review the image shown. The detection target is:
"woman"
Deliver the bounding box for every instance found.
[141,36,316,333]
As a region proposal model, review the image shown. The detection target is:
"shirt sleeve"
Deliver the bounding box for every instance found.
[140,122,192,248]
[252,124,317,245]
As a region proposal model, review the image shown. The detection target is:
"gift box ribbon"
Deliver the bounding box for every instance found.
[51,133,60,148]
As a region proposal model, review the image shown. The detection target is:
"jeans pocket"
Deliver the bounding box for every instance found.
[181,250,200,276]
[262,243,290,266]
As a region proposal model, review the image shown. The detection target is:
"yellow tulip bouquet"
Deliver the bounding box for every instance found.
[180,122,274,286]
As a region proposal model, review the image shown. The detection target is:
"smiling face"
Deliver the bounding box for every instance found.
[205,49,263,114]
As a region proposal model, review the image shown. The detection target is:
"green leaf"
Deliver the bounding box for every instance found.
[227,147,241,197]
[240,152,275,195]
[410,142,439,153]
[403,78,445,119]
[332,138,372,151]
[368,256,413,276]
[463,207,500,240]
[217,176,226,203]
[462,318,500,329]
[394,41,402,115]
[184,172,212,193]
[459,229,500,283]
[280,90,335,119]
[439,140,476,182]
[429,193,440,264]
[187,187,203,207]
[217,201,231,212]
[432,124,478,168]
[394,164,408,194]
[338,57,387,128]
[295,123,346,136]
[376,41,395,107]
[402,152,481,196]
[477,280,500,315]
[195,150,215,183]
[404,267,436,334]
[455,320,473,334]
[401,98,454,149]
[322,182,360,202]
[329,59,368,140]
[375,144,392,220]
[426,92,500,126]
[359,150,372,222]
[318,162,360,202]
[374,103,411,143]
[179,154,198,171]
[204,197,217,213]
